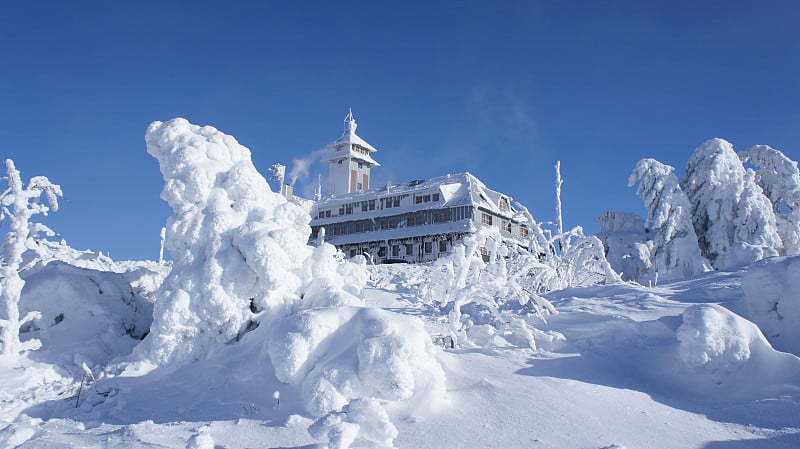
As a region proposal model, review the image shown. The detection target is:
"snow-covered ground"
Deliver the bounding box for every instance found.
[2,260,800,449]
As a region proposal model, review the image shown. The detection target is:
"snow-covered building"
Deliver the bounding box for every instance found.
[309,112,531,263]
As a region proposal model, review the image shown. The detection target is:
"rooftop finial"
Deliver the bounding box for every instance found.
[344,108,357,135]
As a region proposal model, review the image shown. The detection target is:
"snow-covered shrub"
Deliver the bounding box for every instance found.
[0,159,61,359]
[628,158,710,281]
[309,398,398,449]
[682,138,781,269]
[411,226,567,350]
[741,256,800,356]
[596,210,652,281]
[138,118,312,365]
[268,306,446,417]
[20,261,154,378]
[515,203,621,291]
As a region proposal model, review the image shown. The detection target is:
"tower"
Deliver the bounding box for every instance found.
[325,109,379,196]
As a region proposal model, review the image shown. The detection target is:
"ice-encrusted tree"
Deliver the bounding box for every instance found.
[596,209,652,281]
[0,159,61,359]
[137,118,313,365]
[738,145,800,255]
[733,169,782,262]
[682,138,781,269]
[629,158,710,280]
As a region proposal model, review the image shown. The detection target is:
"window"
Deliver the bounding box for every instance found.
[439,240,447,253]
[325,210,331,218]
[520,226,529,238]
[385,197,393,208]
[407,214,422,226]
[503,221,511,233]
[432,193,440,202]
[332,224,346,236]
[367,200,375,211]
[499,197,509,211]
[338,206,345,215]
[391,245,400,257]
[338,160,343,165]
[433,210,451,223]
[355,222,370,233]
[358,162,363,169]
[318,210,325,219]
[415,196,423,204]
[481,213,493,226]
[378,246,387,258]
[381,218,397,229]
[393,197,400,207]
[405,243,414,255]
[424,241,433,254]
[423,194,431,202]
[356,182,362,190]
[345,204,353,215]
[350,249,357,258]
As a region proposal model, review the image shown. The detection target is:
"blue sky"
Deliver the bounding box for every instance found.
[1,1,798,261]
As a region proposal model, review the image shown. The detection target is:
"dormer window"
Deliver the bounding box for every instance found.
[499,197,509,212]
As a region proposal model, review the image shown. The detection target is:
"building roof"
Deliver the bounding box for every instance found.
[312,172,524,224]
[325,109,380,166]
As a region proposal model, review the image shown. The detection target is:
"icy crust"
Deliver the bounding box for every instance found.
[742,256,800,356]
[269,306,446,417]
[139,118,312,365]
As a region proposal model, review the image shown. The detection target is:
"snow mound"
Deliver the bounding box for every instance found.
[742,256,800,356]
[19,261,154,377]
[309,398,398,449]
[673,304,800,397]
[677,304,756,371]
[269,306,446,417]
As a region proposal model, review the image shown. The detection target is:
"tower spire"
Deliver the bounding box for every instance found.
[344,108,357,135]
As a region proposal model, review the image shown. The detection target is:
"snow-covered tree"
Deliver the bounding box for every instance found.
[731,169,782,263]
[738,145,800,255]
[0,159,61,359]
[597,209,651,281]
[682,138,781,269]
[137,118,315,365]
[629,158,710,280]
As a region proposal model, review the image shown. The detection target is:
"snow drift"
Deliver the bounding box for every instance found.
[742,256,800,356]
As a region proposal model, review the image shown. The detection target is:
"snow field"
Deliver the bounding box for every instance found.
[2,122,800,448]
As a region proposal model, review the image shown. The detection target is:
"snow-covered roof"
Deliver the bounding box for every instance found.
[325,110,380,166]
[311,172,520,224]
